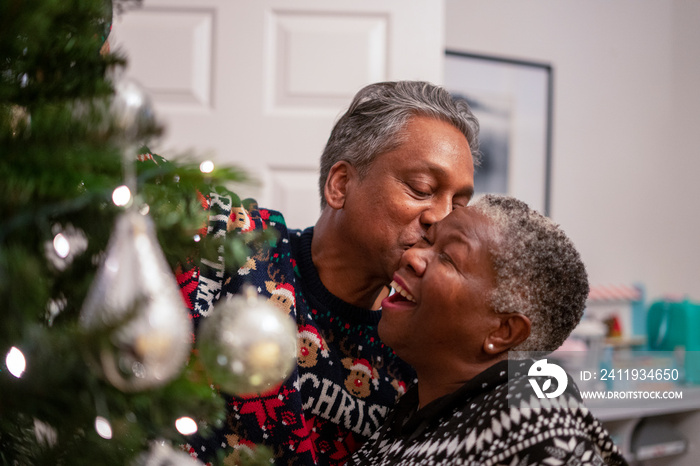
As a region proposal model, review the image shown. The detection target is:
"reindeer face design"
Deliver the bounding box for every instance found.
[342,358,379,398]
[391,379,407,400]
[298,337,319,367]
[224,434,256,465]
[297,325,328,368]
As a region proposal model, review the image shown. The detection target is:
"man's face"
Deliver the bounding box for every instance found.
[378,207,498,368]
[341,115,474,283]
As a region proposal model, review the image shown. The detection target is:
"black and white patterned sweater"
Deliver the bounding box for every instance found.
[348,359,628,466]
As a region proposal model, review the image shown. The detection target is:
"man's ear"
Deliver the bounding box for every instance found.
[324,161,353,209]
[484,314,531,354]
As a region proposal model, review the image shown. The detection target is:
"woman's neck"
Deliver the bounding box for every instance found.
[415,355,506,408]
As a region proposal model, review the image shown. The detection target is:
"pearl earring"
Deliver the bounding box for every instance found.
[487,343,494,351]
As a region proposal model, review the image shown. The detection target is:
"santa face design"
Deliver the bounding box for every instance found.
[266,281,295,314]
[227,205,252,232]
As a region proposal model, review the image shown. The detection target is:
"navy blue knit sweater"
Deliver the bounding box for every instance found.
[177,190,416,465]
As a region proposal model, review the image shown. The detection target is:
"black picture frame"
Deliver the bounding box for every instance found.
[445,50,553,216]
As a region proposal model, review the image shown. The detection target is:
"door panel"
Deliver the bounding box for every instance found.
[111,0,444,229]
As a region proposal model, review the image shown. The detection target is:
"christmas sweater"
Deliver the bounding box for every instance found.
[348,359,628,466]
[178,190,417,465]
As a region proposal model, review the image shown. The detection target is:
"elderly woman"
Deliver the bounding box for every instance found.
[348,195,627,466]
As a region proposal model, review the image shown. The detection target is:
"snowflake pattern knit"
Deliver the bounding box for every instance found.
[348,359,629,466]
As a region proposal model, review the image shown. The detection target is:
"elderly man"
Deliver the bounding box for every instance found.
[181,81,479,465]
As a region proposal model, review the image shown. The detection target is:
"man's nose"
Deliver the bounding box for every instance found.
[420,198,451,228]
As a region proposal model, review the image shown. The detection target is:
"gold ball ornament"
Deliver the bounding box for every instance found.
[8,105,30,138]
[197,286,297,395]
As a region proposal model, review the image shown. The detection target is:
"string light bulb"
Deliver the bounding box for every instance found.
[175,416,198,435]
[5,346,26,378]
[112,185,131,207]
[199,160,214,173]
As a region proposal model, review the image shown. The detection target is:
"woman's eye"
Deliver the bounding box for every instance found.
[439,252,456,267]
[419,231,439,247]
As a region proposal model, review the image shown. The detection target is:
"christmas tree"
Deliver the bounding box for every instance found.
[0,1,281,464]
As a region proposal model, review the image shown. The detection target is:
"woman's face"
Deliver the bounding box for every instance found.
[378,206,500,369]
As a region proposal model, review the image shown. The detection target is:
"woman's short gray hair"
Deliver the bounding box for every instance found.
[470,195,589,354]
[318,81,480,209]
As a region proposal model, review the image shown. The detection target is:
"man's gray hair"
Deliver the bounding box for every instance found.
[318,81,480,209]
[470,195,589,354]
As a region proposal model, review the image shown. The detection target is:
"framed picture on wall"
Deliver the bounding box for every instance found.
[444,50,553,216]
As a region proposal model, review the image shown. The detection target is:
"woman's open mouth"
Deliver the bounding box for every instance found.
[389,280,415,303]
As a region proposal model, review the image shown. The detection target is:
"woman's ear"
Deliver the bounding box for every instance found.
[484,314,531,354]
[324,161,353,209]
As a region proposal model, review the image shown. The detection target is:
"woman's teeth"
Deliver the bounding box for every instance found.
[390,280,416,303]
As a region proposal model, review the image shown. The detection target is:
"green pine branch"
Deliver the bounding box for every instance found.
[0,1,271,464]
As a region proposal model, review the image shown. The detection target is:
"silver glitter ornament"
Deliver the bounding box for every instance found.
[132,440,204,466]
[197,286,297,395]
[110,77,157,141]
[80,210,193,391]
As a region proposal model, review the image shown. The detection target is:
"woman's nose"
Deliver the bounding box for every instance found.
[400,245,429,277]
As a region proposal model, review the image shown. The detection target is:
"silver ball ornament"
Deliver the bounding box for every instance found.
[133,440,204,466]
[110,77,157,140]
[197,286,297,395]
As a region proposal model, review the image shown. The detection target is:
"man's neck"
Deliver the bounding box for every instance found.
[311,214,388,310]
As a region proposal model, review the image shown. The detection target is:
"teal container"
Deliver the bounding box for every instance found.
[647,299,700,383]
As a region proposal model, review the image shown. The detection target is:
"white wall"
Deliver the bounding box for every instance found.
[446,0,700,302]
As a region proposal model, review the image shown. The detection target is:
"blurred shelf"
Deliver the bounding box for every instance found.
[587,384,700,422]
[604,335,647,348]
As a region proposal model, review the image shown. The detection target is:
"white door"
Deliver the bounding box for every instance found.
[111,0,445,229]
